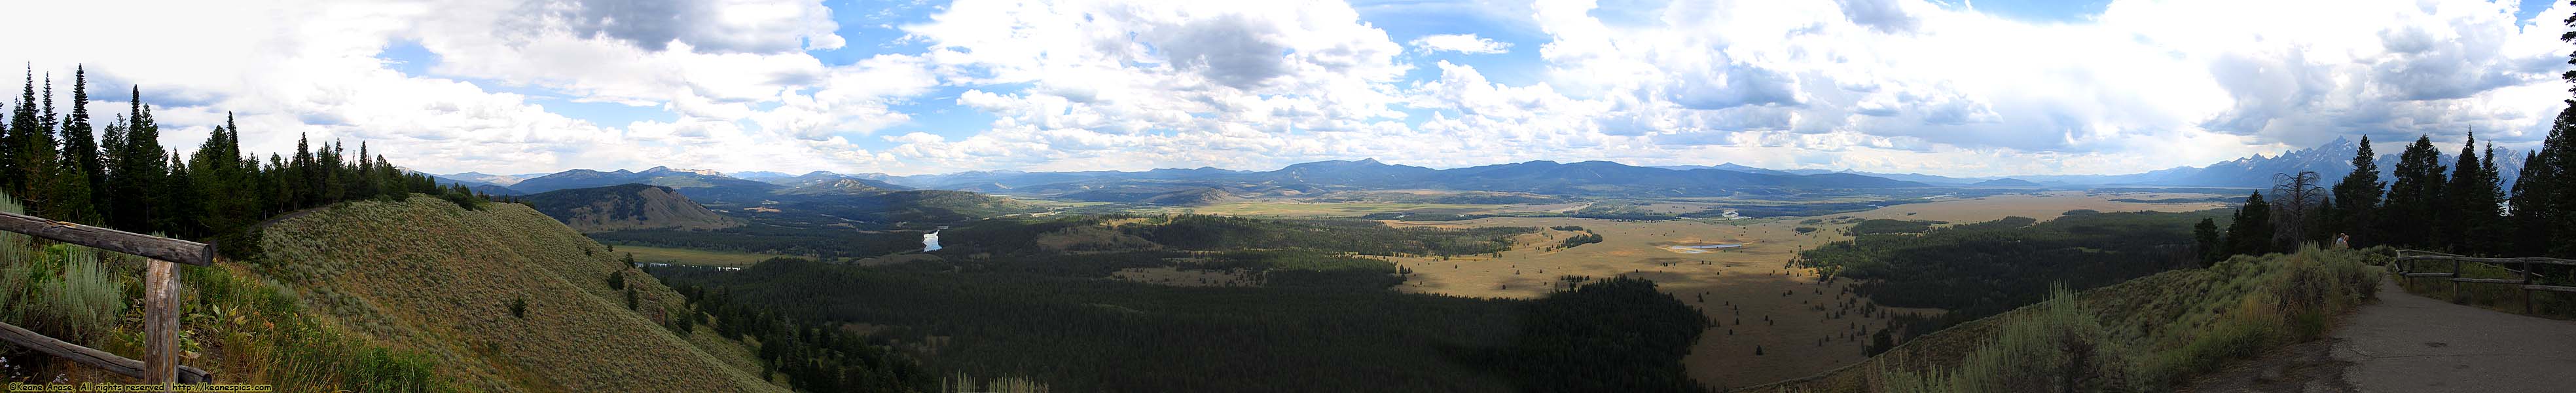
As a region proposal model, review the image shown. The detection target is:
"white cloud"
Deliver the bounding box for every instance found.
[1409,33,1514,54]
[0,0,935,175]
[3,0,2567,178]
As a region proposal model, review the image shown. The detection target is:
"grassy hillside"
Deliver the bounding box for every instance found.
[520,183,744,232]
[257,196,786,392]
[1754,246,2383,392]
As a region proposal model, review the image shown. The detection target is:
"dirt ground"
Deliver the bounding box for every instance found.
[1387,191,2230,389]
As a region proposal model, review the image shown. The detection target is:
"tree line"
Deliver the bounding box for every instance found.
[2201,127,2574,261]
[3,66,477,258]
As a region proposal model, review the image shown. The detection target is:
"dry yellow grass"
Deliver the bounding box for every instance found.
[1836,191,2229,225]
[261,197,787,392]
[1384,192,2224,389]
[616,245,780,267]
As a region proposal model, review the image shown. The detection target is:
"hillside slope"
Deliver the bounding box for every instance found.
[1752,247,2382,392]
[257,196,785,392]
[521,183,744,232]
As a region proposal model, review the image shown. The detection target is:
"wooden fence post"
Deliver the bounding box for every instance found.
[2524,261,2537,316]
[2452,258,2462,302]
[143,259,179,388]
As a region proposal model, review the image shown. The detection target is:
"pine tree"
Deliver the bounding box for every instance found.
[55,66,99,223]
[323,140,346,202]
[157,153,194,236]
[2439,133,2501,252]
[192,114,261,256]
[3,67,33,195]
[2384,135,2448,248]
[97,115,125,225]
[2225,192,2274,257]
[18,74,60,218]
[2471,143,2507,253]
[292,133,314,208]
[2193,217,2222,266]
[2511,149,2550,255]
[2329,135,2380,246]
[109,86,167,233]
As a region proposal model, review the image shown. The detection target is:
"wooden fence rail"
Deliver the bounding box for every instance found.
[0,210,215,388]
[2390,250,2576,315]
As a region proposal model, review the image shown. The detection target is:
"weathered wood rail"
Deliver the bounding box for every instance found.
[0,210,215,387]
[2389,250,2576,315]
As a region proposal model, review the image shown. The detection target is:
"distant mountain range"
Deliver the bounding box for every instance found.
[1998,137,2524,188]
[440,136,2526,200]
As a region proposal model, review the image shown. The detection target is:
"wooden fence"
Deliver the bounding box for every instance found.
[2389,250,2576,315]
[0,210,215,386]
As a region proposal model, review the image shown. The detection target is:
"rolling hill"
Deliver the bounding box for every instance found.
[256,196,787,392]
[509,166,784,204]
[766,172,911,196]
[1971,178,2042,187]
[520,183,744,233]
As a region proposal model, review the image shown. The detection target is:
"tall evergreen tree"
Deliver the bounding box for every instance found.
[2329,135,2380,246]
[97,114,125,225]
[292,133,314,208]
[109,86,166,232]
[16,75,60,218]
[156,153,194,236]
[2439,133,2500,252]
[193,113,263,255]
[54,66,97,223]
[2511,149,2550,255]
[2193,217,2222,266]
[2471,143,2507,253]
[2225,191,2274,257]
[2384,135,2448,248]
[3,67,33,194]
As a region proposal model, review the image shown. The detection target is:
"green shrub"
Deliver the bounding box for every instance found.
[0,245,126,344]
[0,191,126,346]
[439,191,484,211]
[511,297,528,318]
[1879,246,2382,392]
[1882,286,2139,392]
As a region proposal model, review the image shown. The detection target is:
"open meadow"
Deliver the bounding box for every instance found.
[1362,191,2232,388]
[614,245,788,267]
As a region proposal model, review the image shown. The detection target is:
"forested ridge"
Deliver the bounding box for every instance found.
[658,259,1712,392]
[0,66,503,390]
[0,66,483,257]
[1798,211,2217,345]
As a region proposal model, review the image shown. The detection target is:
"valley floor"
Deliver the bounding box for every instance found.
[1379,191,2231,388]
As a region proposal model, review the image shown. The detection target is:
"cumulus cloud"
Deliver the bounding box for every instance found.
[541,0,845,53]
[5,0,2569,178]
[1409,33,1514,54]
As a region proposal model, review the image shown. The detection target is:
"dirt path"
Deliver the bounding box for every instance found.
[252,206,329,231]
[2190,281,2576,392]
[2331,281,2576,392]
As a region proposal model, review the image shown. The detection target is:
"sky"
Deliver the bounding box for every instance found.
[2,0,2572,177]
